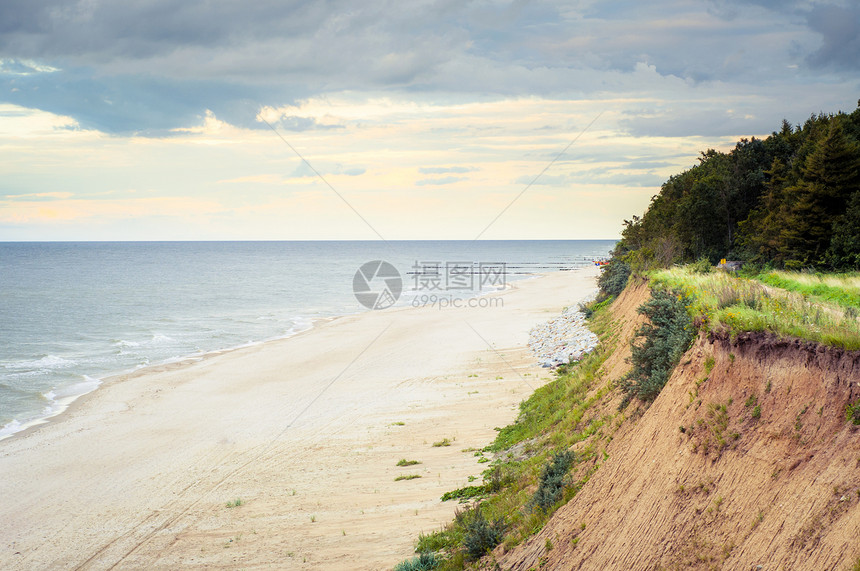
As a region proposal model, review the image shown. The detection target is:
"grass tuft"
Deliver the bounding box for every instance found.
[846,400,860,425]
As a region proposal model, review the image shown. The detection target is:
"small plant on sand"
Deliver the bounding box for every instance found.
[395,474,422,481]
[393,551,440,571]
[846,399,860,425]
[397,459,421,466]
[225,498,243,508]
[433,438,452,447]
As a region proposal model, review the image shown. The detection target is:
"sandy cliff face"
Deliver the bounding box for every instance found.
[498,283,860,570]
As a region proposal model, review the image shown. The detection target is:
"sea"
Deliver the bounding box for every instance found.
[0,240,614,440]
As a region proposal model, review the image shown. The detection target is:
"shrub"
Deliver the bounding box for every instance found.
[691,256,713,274]
[620,288,695,405]
[462,509,507,560]
[531,451,575,512]
[597,259,631,299]
[394,551,439,571]
[847,400,860,425]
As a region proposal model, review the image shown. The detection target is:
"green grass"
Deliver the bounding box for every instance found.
[395,474,422,481]
[754,271,860,310]
[225,498,243,508]
[432,438,452,447]
[441,485,489,502]
[650,267,860,350]
[397,459,421,466]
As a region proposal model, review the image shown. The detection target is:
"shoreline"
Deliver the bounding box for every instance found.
[0,315,337,443]
[0,267,599,570]
[0,272,533,444]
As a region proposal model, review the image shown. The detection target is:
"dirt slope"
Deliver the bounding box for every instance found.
[497,283,860,570]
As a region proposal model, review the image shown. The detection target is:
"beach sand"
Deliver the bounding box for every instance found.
[0,268,598,570]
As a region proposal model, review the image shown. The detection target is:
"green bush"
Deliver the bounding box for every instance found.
[394,551,439,571]
[620,288,695,405]
[597,259,631,299]
[691,256,713,274]
[531,450,575,512]
[847,400,860,425]
[462,509,506,560]
[441,485,486,502]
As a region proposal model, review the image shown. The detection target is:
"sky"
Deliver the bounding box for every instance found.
[0,0,858,241]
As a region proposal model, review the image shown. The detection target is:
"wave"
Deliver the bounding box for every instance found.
[0,375,102,441]
[2,354,77,371]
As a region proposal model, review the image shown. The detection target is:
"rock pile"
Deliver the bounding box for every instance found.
[528,304,600,368]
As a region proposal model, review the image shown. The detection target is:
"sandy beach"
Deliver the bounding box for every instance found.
[0,267,598,570]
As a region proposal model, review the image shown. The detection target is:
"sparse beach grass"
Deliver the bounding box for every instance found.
[432,438,452,447]
[397,459,421,466]
[394,474,422,481]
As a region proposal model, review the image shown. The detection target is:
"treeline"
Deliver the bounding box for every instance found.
[601,102,860,295]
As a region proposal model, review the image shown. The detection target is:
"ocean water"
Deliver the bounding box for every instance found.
[0,240,614,439]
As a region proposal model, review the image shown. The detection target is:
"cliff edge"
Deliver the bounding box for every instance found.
[497,281,860,570]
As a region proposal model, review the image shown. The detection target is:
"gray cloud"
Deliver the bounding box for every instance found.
[0,0,857,133]
[806,3,860,71]
[274,116,344,131]
[418,166,476,174]
[290,162,364,178]
[514,169,666,188]
[415,176,466,186]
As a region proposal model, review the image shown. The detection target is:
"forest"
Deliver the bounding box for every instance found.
[601,101,860,293]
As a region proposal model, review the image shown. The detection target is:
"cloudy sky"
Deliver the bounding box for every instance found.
[0,0,858,240]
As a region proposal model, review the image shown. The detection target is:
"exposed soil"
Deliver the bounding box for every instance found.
[496,283,860,570]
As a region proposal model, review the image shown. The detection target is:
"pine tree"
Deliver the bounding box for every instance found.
[736,158,794,264]
[790,120,860,264]
[826,191,860,270]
